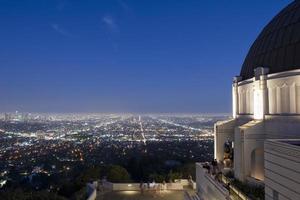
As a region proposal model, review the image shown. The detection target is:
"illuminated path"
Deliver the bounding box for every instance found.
[151,117,203,131]
[138,115,146,145]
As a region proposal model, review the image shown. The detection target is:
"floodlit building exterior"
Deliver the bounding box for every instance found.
[264,139,300,200]
[196,1,300,200]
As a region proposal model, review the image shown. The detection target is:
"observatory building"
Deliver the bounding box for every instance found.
[196,1,300,200]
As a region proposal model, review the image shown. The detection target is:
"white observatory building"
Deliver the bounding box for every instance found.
[196,1,300,200]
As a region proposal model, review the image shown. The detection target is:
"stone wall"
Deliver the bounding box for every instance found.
[196,163,229,200]
[265,140,300,200]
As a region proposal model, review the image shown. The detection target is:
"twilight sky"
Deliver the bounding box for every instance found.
[0,0,292,113]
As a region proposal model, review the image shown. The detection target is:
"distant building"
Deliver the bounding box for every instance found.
[197,1,300,200]
[4,113,10,121]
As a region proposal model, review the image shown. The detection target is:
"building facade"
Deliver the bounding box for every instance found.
[197,1,300,200]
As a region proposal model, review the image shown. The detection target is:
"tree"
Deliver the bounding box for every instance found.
[167,170,182,182]
[77,166,103,183]
[107,165,131,183]
[180,163,196,180]
[0,189,67,200]
[58,182,82,198]
[149,173,165,183]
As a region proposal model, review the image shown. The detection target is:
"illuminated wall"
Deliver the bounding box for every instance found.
[267,71,300,115]
[235,69,300,118]
[265,140,300,200]
[238,83,254,115]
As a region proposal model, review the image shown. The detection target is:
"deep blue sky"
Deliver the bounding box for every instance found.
[0,0,292,113]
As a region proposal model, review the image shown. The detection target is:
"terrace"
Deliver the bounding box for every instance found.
[87,180,199,200]
[99,190,185,200]
[196,162,264,200]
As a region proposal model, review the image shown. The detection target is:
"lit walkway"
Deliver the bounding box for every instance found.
[97,190,184,200]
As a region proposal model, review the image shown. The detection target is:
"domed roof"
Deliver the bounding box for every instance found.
[240,1,300,80]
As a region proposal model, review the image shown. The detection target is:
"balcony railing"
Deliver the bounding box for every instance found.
[198,162,253,200]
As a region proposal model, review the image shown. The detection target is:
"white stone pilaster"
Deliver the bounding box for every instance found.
[233,76,242,118]
[253,67,269,120]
